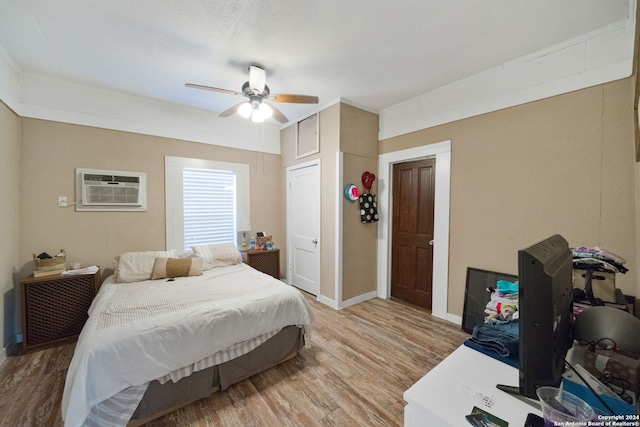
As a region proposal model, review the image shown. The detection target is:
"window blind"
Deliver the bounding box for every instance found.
[182,167,236,251]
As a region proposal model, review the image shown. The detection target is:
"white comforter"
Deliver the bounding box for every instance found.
[62,263,313,427]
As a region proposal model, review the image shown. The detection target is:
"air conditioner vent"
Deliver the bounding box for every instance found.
[76,168,147,211]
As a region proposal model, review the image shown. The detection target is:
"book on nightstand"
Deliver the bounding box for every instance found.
[32,268,66,278]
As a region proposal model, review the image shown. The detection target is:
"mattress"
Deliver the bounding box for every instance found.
[62,263,313,427]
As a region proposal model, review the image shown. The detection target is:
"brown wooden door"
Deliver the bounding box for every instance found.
[391,158,436,309]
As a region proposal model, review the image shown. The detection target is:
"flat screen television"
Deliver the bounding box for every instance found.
[498,234,574,400]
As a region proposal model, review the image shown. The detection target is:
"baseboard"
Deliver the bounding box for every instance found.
[317,291,378,310]
[339,291,378,309]
[316,291,465,329]
[446,313,463,326]
[316,294,339,309]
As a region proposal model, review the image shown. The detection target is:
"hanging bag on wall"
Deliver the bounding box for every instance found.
[359,193,378,223]
[359,171,379,223]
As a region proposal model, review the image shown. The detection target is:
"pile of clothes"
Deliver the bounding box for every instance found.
[469,280,520,358]
[484,280,519,322]
[572,246,628,307]
[572,246,628,274]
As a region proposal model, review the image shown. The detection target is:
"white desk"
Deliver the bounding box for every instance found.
[404,345,542,427]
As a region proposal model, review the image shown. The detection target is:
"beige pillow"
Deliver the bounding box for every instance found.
[151,257,203,280]
[115,250,176,283]
[192,242,242,270]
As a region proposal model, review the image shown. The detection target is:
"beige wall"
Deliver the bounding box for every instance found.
[380,78,638,317]
[340,104,379,301]
[18,119,283,283]
[0,101,20,353]
[281,103,379,303]
[342,154,378,300]
[319,105,340,299]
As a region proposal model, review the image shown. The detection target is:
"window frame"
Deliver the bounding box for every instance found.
[165,156,250,253]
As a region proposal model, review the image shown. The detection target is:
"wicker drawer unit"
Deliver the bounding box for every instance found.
[21,271,100,351]
[242,249,280,279]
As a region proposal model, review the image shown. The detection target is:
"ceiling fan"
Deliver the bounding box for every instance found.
[185,65,319,124]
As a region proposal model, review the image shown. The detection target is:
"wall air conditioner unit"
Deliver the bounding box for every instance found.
[76,168,147,211]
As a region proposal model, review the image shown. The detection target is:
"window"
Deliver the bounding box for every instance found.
[182,168,236,250]
[165,156,250,253]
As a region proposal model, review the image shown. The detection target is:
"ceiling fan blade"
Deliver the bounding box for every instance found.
[269,94,319,104]
[266,103,289,124]
[219,102,246,118]
[185,83,244,97]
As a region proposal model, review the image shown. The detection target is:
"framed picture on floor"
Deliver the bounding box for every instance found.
[462,267,518,334]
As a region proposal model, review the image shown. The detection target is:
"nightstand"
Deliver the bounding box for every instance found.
[241,249,280,279]
[20,270,101,352]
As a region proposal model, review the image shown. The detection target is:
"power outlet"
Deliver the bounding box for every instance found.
[58,196,68,207]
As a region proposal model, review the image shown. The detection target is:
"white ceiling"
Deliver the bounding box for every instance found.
[0,0,633,126]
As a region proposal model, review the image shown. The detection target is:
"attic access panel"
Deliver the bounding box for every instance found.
[295,113,319,159]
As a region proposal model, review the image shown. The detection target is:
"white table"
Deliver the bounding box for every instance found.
[404,345,542,426]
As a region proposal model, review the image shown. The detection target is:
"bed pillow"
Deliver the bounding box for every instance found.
[115,250,176,283]
[151,257,204,280]
[192,242,242,270]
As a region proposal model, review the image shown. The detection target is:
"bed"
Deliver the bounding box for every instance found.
[61,244,313,427]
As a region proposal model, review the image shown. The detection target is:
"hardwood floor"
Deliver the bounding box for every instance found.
[0,294,468,427]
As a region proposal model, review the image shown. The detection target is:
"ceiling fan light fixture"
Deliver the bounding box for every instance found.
[238,102,252,118]
[258,102,273,119]
[251,110,265,123]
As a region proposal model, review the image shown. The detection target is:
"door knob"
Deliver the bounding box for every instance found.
[429,240,434,246]
[312,239,318,245]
